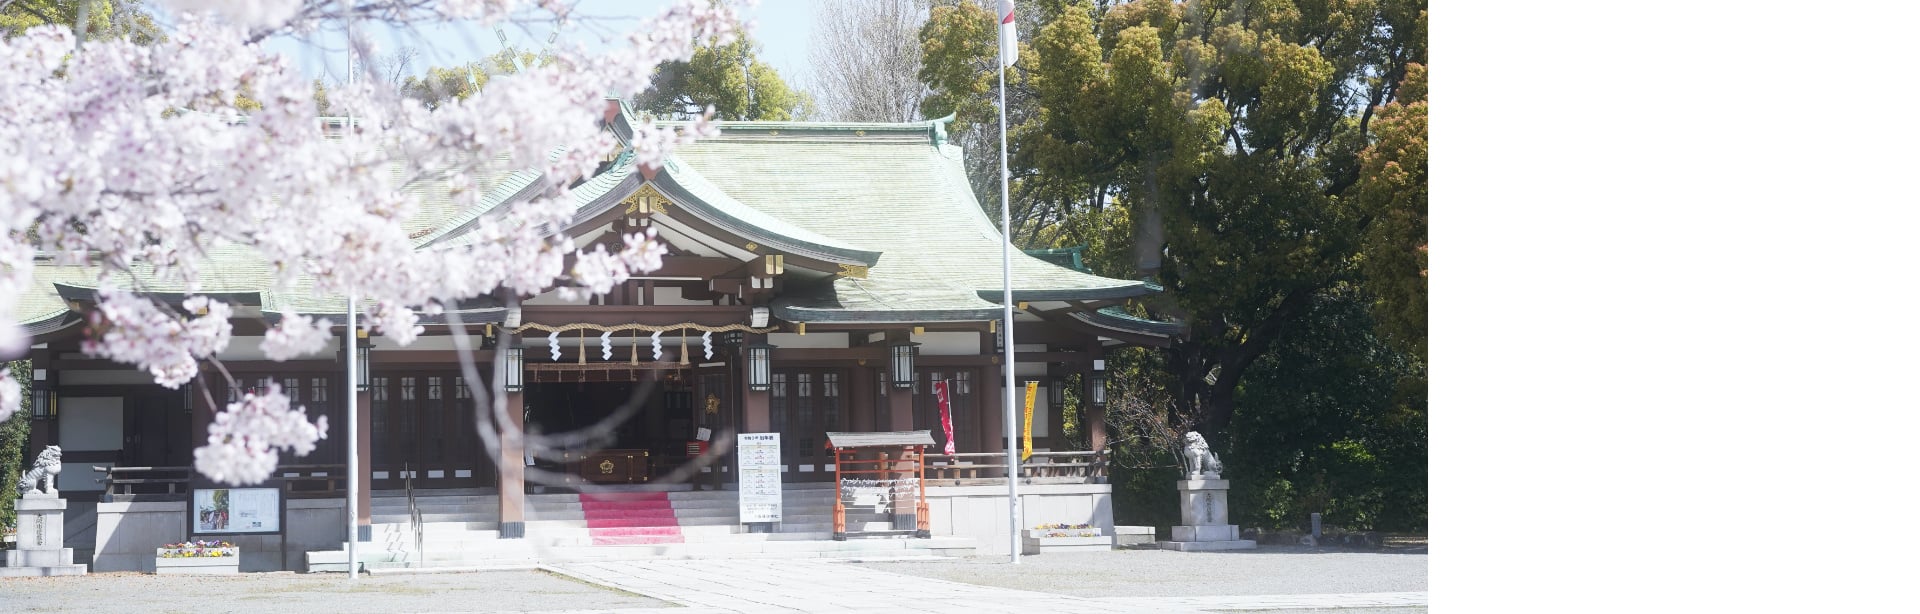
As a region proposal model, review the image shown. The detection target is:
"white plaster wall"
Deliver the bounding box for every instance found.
[652,285,715,306]
[59,370,161,386]
[911,332,979,356]
[215,336,342,362]
[59,396,123,451]
[767,332,850,349]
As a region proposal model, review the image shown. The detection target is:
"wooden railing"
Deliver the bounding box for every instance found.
[97,464,349,501]
[922,450,1108,485]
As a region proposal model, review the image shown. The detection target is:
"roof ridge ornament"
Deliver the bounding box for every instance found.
[927,113,955,147]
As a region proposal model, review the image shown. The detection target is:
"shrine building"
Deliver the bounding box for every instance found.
[9,102,1181,571]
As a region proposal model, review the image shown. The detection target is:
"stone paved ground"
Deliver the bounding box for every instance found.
[0,547,1427,613]
[858,544,1429,597]
[0,569,670,613]
[548,558,1427,613]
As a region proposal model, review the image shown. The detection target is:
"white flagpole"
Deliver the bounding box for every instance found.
[345,36,360,581]
[998,7,1022,565]
[346,295,359,579]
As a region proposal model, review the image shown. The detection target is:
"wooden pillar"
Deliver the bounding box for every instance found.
[885,330,914,434]
[355,388,372,542]
[498,390,526,538]
[978,330,1005,476]
[190,376,214,459]
[849,364,873,432]
[1085,341,1108,454]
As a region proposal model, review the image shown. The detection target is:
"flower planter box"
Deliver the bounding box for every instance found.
[155,548,240,575]
[1022,527,1112,554]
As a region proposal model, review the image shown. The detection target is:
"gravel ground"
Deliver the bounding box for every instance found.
[1241,609,1424,614]
[857,545,1428,597]
[0,569,671,613]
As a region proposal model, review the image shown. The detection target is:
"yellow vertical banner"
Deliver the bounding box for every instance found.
[1022,381,1038,461]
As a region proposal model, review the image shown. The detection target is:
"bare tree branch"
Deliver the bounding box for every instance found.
[805,0,930,122]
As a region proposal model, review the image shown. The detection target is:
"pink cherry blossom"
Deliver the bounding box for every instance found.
[1,1,747,483]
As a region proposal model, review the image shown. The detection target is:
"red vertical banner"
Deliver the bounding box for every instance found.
[934,380,956,455]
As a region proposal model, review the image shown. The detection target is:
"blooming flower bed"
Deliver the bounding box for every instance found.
[157,540,237,558]
[155,540,240,575]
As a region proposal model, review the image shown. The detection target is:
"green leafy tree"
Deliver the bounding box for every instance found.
[1,0,160,44]
[926,0,1425,441]
[1353,62,1427,356]
[2,361,30,534]
[922,0,1428,530]
[633,36,812,121]
[398,49,543,110]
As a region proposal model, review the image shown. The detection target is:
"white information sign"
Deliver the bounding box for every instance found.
[737,432,783,523]
[193,487,282,534]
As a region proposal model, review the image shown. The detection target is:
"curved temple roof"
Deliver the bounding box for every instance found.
[15,104,1177,341]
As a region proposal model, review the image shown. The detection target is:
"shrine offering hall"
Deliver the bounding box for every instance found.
[11,105,1181,571]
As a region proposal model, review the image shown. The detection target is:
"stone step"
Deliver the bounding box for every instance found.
[371,494,501,507]
[373,513,497,523]
[375,521,499,532]
[308,536,970,572]
[373,487,496,497]
[372,501,501,513]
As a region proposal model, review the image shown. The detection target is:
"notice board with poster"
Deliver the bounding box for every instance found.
[736,432,783,523]
[190,484,285,536]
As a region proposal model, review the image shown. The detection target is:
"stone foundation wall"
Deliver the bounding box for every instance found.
[924,483,1114,556]
[93,498,345,572]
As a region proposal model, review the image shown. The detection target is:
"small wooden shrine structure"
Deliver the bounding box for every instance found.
[825,431,935,541]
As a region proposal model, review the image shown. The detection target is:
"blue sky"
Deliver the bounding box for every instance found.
[262,1,824,88]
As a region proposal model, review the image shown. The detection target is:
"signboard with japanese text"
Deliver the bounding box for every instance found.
[736,432,783,523]
[190,486,283,535]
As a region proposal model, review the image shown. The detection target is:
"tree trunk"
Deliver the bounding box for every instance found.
[1134,166,1164,276]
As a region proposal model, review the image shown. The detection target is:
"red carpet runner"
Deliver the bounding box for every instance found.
[580,492,685,546]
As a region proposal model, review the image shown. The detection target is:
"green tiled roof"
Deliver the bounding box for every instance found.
[16,113,1163,335]
[661,121,1150,323]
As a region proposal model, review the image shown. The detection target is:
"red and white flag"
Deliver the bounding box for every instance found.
[998,0,1018,68]
[934,380,956,455]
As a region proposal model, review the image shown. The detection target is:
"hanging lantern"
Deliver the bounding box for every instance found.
[890,342,920,389]
[1089,373,1107,407]
[357,343,372,392]
[505,346,524,392]
[32,389,57,419]
[746,342,775,391]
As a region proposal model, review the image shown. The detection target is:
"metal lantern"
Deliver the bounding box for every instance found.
[746,343,775,391]
[505,346,525,392]
[32,389,56,419]
[890,342,920,389]
[1089,373,1107,407]
[356,343,372,391]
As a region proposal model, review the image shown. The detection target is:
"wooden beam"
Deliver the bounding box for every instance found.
[518,305,750,329]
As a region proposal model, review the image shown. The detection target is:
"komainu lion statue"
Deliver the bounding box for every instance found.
[1181,432,1222,479]
[17,445,62,496]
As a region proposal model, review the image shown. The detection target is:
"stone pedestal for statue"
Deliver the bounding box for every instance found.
[1160,479,1255,552]
[1,494,89,576]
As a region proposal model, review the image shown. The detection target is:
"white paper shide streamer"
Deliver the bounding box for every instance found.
[702,331,713,360]
[548,331,561,361]
[600,331,613,360]
[651,330,663,361]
